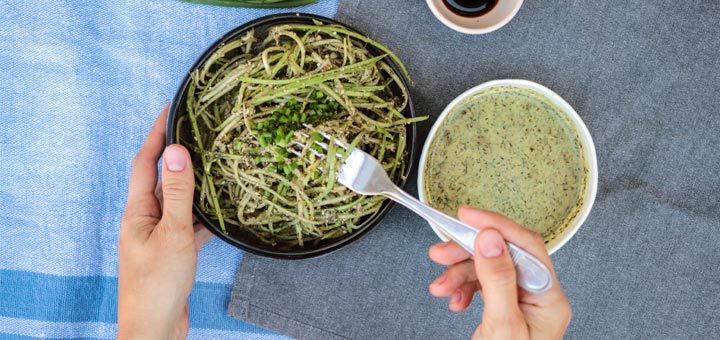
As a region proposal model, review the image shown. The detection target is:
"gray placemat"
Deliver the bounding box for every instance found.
[228,1,720,339]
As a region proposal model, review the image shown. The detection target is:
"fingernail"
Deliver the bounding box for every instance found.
[450,291,462,305]
[165,146,187,172]
[431,273,447,286]
[479,230,504,258]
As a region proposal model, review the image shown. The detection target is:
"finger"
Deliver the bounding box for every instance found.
[125,104,169,216]
[429,240,472,266]
[173,303,190,340]
[458,207,567,306]
[429,260,477,297]
[155,182,163,211]
[473,228,523,321]
[449,282,479,313]
[155,184,198,218]
[458,206,553,271]
[194,223,214,250]
[458,206,569,305]
[158,144,195,235]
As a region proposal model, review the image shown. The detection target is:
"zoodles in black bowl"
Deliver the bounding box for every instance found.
[174,18,425,249]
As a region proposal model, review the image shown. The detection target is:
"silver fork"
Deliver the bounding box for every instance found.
[298,130,553,294]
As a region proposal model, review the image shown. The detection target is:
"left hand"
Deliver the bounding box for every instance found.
[117,104,214,340]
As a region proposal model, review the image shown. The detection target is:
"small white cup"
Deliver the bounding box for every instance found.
[426,0,524,34]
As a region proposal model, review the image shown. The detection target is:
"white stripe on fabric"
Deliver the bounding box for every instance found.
[189,328,293,340]
[0,316,291,340]
[0,316,116,339]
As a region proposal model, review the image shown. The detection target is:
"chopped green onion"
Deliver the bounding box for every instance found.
[258,136,268,147]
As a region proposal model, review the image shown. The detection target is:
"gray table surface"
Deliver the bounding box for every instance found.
[229,1,720,339]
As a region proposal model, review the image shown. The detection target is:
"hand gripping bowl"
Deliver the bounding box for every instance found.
[167,13,417,259]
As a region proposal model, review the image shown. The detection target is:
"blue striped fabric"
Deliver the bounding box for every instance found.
[0,0,337,339]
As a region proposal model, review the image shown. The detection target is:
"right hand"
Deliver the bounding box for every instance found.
[428,206,572,340]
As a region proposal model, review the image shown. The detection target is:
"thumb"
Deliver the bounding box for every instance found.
[474,228,522,321]
[160,144,195,233]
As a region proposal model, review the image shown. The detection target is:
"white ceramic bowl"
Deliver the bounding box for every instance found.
[426,0,524,34]
[417,79,598,254]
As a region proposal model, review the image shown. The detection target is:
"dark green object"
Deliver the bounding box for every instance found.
[178,0,318,8]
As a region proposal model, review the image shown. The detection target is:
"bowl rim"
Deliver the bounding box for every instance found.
[417,79,598,255]
[167,12,417,259]
[425,0,525,35]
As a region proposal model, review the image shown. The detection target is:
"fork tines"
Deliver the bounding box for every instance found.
[287,125,347,162]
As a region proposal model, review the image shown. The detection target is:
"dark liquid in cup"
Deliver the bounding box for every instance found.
[442,0,499,17]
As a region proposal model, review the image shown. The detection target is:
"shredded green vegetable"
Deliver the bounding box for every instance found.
[178,21,426,246]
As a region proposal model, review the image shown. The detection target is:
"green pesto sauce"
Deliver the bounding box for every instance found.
[424,86,586,240]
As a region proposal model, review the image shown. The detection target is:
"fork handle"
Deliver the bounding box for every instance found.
[384,186,553,294]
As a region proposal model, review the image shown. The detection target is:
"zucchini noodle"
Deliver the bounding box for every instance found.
[178,21,425,247]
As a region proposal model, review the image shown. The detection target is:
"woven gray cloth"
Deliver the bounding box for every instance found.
[228,0,720,339]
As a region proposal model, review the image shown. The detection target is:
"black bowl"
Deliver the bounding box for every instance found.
[167,13,416,259]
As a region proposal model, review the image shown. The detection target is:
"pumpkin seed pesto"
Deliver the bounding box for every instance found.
[424,86,587,240]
